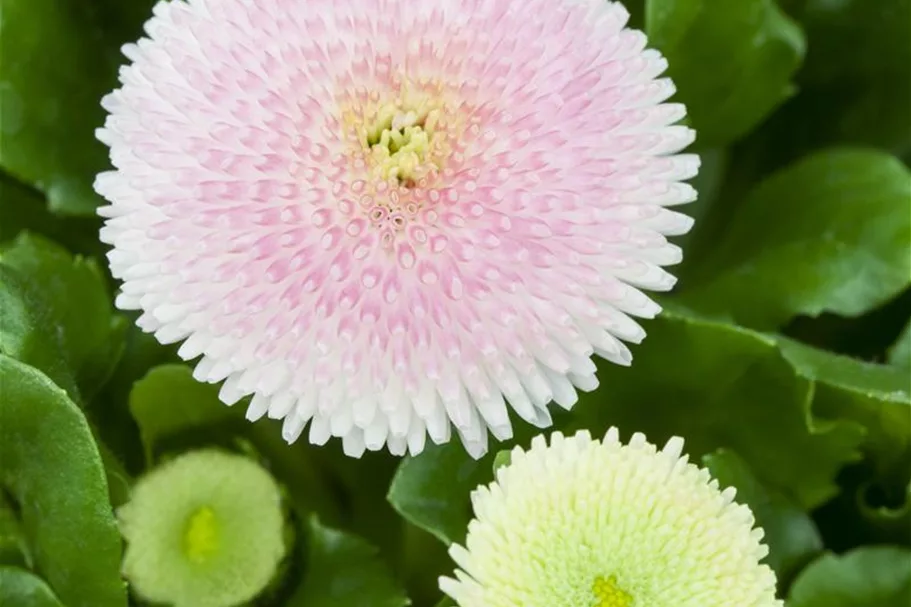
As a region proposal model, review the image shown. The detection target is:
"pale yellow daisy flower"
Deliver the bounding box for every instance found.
[440,429,781,607]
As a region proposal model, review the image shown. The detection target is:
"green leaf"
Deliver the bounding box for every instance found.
[778,337,911,397]
[389,442,493,545]
[646,0,806,146]
[777,337,911,479]
[0,0,154,215]
[787,547,911,607]
[287,515,410,607]
[0,264,79,399]
[571,309,864,508]
[128,364,341,519]
[702,449,822,583]
[0,355,126,607]
[0,236,133,506]
[889,320,911,370]
[681,149,911,330]
[0,568,65,607]
[0,233,126,402]
[129,365,238,464]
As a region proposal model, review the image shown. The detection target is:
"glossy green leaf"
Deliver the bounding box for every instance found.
[0,264,79,399]
[129,364,238,464]
[287,515,410,607]
[0,233,126,401]
[128,364,341,519]
[646,0,805,146]
[0,355,126,607]
[571,309,864,508]
[703,449,822,583]
[777,337,911,477]
[681,149,911,330]
[0,568,64,607]
[778,336,911,397]
[0,236,132,506]
[0,0,153,215]
[787,547,911,607]
[389,442,493,545]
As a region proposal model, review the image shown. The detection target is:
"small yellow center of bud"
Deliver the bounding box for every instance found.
[366,104,438,183]
[592,575,633,607]
[183,506,219,564]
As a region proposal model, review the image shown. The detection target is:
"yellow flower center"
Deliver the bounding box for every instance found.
[365,104,437,183]
[592,575,633,607]
[183,506,219,563]
[333,73,483,250]
[338,76,462,192]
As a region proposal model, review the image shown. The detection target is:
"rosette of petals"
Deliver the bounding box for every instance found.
[96,0,699,457]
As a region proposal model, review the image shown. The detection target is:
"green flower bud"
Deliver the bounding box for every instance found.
[118,449,286,607]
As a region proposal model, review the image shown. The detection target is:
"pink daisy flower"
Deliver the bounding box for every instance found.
[96,0,699,458]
